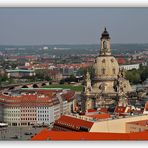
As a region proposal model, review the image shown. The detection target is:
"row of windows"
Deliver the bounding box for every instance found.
[21,123,27,125]
[7,107,50,109]
[4,113,20,117]
[5,112,53,117]
[5,111,20,113]
[9,107,36,109]
[5,118,20,121]
[38,111,48,113]
[38,107,49,109]
[39,118,49,121]
[38,114,49,117]
[21,114,36,116]
[21,118,36,121]
[21,110,36,112]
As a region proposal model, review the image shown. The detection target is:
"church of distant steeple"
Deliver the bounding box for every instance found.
[81,28,132,113]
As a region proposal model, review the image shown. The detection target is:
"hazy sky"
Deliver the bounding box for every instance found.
[0,8,148,45]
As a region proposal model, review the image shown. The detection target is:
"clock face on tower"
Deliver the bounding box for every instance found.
[103,40,107,49]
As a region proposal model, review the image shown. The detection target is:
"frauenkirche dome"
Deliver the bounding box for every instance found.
[94,56,119,80]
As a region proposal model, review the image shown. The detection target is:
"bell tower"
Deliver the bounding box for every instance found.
[100,27,111,56]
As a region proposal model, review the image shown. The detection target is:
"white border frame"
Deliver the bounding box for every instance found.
[0,0,148,7]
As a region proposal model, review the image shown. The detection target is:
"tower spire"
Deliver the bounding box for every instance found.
[100,28,111,56]
[104,27,106,31]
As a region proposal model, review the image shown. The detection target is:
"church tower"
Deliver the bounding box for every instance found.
[81,27,132,113]
[100,27,111,56]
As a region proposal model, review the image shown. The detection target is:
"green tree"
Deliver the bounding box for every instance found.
[77,66,95,79]
[125,69,141,84]
[141,67,148,82]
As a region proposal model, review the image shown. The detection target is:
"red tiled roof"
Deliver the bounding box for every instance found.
[117,58,126,65]
[0,91,59,107]
[54,115,93,130]
[114,106,126,114]
[11,56,36,59]
[87,109,96,113]
[0,89,74,107]
[62,91,75,102]
[99,107,108,113]
[56,63,93,69]
[32,128,148,140]
[86,113,111,119]
[144,101,148,111]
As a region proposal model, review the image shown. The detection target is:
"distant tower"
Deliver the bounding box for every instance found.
[100,27,111,56]
[80,27,132,113]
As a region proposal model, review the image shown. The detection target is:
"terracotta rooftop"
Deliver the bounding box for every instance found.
[86,113,111,120]
[0,91,59,107]
[99,107,108,113]
[54,115,93,131]
[61,91,75,102]
[144,101,148,111]
[114,106,126,114]
[87,109,97,113]
[32,128,148,140]
[56,63,92,69]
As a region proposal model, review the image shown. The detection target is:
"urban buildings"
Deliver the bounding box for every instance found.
[30,28,148,140]
[6,69,36,78]
[0,89,76,126]
[1,27,148,141]
[120,64,140,70]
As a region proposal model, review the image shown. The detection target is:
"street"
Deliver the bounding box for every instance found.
[0,126,50,140]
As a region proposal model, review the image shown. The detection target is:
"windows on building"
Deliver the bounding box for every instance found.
[102,68,105,75]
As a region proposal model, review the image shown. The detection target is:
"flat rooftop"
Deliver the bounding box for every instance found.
[127,120,148,126]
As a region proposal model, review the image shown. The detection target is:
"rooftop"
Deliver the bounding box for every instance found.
[53,115,93,131]
[114,106,126,114]
[32,128,148,140]
[0,89,75,107]
[86,113,111,120]
[127,120,148,126]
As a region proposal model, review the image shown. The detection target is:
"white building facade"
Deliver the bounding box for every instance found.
[120,64,140,70]
[0,89,76,126]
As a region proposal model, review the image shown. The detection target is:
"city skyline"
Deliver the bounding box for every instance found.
[0,8,148,45]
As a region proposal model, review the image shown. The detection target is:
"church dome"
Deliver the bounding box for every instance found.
[94,56,119,80]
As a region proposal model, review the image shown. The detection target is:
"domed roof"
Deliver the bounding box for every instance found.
[94,56,119,80]
[100,27,110,40]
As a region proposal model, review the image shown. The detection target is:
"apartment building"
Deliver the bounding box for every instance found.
[0,89,76,126]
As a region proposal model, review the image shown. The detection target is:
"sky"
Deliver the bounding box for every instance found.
[0,8,148,45]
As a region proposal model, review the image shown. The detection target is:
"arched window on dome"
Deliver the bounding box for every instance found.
[113,68,116,74]
[102,68,105,75]
[103,41,107,49]
[102,59,105,63]
[111,59,114,63]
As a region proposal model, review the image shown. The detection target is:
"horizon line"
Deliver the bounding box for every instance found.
[0,42,148,46]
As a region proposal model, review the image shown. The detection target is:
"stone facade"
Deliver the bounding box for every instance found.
[82,28,132,112]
